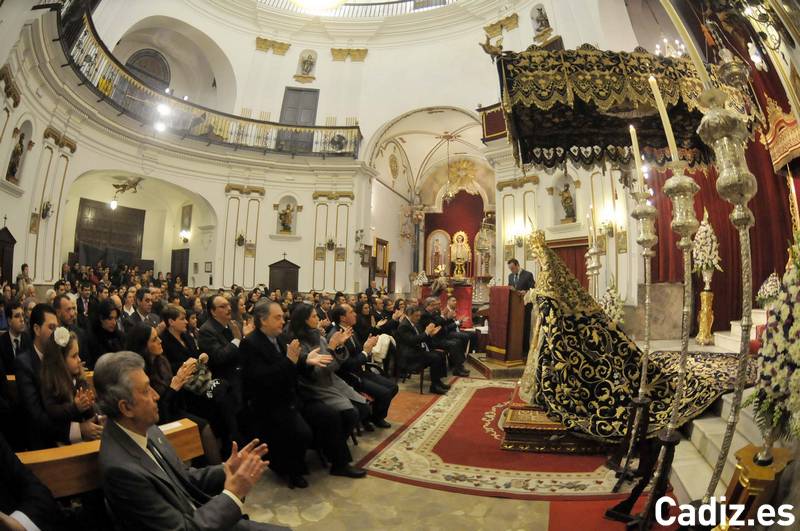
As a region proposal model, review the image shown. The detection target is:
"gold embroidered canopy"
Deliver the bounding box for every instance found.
[492,43,753,168]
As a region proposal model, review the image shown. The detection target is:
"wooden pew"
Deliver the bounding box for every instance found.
[16,418,203,498]
[6,371,93,402]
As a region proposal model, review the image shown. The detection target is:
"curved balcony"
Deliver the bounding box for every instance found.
[257,0,456,18]
[55,2,362,158]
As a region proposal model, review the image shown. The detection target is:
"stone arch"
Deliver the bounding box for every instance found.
[110,16,238,112]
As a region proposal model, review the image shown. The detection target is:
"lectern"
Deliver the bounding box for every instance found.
[486,286,526,364]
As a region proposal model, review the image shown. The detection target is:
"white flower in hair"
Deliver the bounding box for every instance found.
[53,326,71,348]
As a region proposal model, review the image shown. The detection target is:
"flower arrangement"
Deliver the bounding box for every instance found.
[599,278,624,326]
[747,236,800,455]
[412,271,428,287]
[692,210,723,275]
[756,272,782,309]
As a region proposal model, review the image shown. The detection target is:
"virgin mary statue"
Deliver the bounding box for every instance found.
[518,230,740,441]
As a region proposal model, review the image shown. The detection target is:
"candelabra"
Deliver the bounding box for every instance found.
[606,190,659,498]
[586,240,602,299]
[696,85,758,500]
[638,161,699,528]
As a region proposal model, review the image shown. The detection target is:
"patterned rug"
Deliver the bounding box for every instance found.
[358,378,626,500]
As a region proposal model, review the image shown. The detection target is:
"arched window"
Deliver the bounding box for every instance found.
[125,49,171,91]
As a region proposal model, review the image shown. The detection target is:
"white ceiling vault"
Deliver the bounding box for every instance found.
[367,106,494,209]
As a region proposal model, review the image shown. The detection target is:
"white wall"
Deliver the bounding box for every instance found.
[370,179,413,294]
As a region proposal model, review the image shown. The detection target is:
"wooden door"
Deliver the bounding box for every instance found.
[170,249,190,284]
[387,261,396,294]
[278,87,319,152]
[0,228,16,286]
[268,259,300,293]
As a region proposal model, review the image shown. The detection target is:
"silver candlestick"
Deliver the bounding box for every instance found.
[697,84,758,501]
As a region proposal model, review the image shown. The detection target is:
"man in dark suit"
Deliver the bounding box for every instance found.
[395,306,449,394]
[15,304,102,449]
[0,301,31,375]
[328,304,398,428]
[0,433,64,530]
[240,301,342,488]
[199,295,255,403]
[94,351,287,530]
[53,294,89,363]
[76,281,95,330]
[507,258,535,350]
[122,288,160,334]
[507,258,535,291]
[419,298,469,377]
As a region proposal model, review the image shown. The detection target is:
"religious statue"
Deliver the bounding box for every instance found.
[535,6,551,34]
[5,133,25,184]
[518,230,745,441]
[278,203,294,233]
[301,53,315,75]
[559,182,575,222]
[449,231,471,280]
[431,240,443,272]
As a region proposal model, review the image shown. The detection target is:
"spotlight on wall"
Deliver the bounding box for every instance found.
[179,229,191,243]
[164,87,172,94]
[154,121,166,133]
[110,199,118,210]
[183,95,189,101]
[156,103,171,116]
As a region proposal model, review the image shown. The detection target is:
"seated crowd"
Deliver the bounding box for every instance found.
[0,262,475,530]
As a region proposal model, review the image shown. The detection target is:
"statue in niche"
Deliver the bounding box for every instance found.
[6,132,25,184]
[301,53,315,75]
[535,6,551,34]
[559,182,576,222]
[432,240,443,273]
[450,231,472,280]
[278,203,294,233]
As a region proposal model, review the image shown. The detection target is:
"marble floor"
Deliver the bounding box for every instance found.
[242,372,552,530]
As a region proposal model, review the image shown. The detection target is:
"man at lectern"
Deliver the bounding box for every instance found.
[507,259,534,352]
[506,259,534,291]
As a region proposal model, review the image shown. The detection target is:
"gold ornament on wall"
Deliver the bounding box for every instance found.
[389,153,399,181]
[255,37,291,55]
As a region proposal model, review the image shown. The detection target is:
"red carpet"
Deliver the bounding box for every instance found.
[358,379,638,500]
[432,386,607,473]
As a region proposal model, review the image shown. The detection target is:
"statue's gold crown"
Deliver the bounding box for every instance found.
[528,230,546,247]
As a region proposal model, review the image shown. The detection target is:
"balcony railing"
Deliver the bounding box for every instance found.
[257,0,455,18]
[55,3,361,158]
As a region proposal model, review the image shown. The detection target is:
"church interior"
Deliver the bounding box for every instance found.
[1,0,800,529]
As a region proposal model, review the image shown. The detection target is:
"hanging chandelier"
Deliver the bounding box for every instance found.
[654,36,687,58]
[441,131,457,205]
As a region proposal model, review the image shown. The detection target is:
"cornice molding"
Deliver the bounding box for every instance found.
[484,13,518,39]
[0,64,21,108]
[312,191,354,201]
[255,37,291,55]
[331,48,368,62]
[43,126,77,154]
[496,174,539,191]
[225,184,265,195]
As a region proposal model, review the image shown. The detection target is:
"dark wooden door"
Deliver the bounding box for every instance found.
[278,87,318,152]
[170,249,190,285]
[0,228,16,286]
[268,259,299,293]
[387,261,396,294]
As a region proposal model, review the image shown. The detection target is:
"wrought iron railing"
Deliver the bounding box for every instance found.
[257,0,455,18]
[54,2,361,157]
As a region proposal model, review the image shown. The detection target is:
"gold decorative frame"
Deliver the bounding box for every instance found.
[374,238,389,276]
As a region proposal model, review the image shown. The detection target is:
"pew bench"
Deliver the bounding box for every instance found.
[16,418,203,498]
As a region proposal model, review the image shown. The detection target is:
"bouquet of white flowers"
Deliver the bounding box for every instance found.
[756,272,782,308]
[412,271,428,287]
[599,279,624,326]
[692,210,723,274]
[748,240,800,443]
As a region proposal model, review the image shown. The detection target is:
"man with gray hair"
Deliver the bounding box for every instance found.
[94,351,288,530]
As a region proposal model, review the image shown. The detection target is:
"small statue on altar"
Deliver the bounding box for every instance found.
[432,240,443,273]
[278,203,294,233]
[450,231,471,280]
[6,132,25,184]
[559,182,576,222]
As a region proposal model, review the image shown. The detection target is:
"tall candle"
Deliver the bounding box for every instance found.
[648,75,679,162]
[629,125,645,192]
[659,0,713,88]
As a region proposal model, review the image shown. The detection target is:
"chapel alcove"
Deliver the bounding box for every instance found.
[423,191,485,279]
